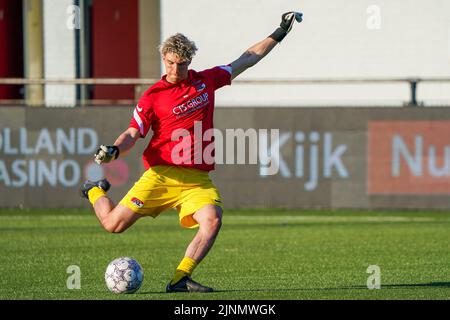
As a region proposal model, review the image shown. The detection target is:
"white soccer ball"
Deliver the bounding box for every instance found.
[105,257,144,294]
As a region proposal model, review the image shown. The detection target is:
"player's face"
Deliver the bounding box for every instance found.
[163,53,190,84]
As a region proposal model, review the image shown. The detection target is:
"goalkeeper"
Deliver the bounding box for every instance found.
[80,12,303,293]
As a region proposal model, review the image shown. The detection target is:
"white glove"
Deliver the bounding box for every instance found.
[94,145,120,164]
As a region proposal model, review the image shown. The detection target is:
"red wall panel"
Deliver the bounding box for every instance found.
[0,0,23,99]
[91,0,139,101]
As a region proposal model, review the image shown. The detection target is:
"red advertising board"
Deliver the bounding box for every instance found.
[368,121,450,194]
[0,0,23,99]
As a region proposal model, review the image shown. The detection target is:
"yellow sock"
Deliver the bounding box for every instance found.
[170,257,197,285]
[88,187,106,206]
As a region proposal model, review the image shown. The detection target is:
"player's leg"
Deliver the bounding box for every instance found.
[185,204,223,263]
[80,179,142,233]
[165,167,224,293]
[93,198,142,233]
[167,204,222,293]
[83,166,182,233]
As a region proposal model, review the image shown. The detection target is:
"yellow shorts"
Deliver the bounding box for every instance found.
[119,165,222,228]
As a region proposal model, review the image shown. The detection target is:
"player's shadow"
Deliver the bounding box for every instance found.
[213,282,450,293]
[137,282,450,295]
[351,282,450,289]
[137,290,169,295]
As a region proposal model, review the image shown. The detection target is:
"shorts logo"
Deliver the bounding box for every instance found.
[131,197,144,208]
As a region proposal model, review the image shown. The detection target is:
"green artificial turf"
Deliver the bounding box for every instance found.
[0,208,449,300]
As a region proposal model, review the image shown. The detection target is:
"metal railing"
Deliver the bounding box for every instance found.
[1,77,450,107]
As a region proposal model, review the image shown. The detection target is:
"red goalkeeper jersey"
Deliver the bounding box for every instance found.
[129,66,232,172]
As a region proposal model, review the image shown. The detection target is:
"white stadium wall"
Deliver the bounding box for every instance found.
[161,0,450,107]
[43,0,76,107]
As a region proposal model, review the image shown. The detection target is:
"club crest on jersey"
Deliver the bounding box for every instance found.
[131,197,144,208]
[193,80,206,92]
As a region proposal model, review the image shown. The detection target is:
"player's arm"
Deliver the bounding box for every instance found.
[94,127,140,164]
[230,38,278,80]
[230,11,303,80]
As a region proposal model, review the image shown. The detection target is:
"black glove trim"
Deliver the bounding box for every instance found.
[269,27,288,42]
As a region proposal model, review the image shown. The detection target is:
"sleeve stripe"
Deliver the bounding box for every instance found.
[133,109,144,136]
[219,65,232,75]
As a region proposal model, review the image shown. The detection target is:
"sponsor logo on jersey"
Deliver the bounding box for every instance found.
[131,197,144,208]
[173,92,209,116]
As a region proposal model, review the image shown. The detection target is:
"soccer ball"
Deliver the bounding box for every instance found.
[105,257,144,294]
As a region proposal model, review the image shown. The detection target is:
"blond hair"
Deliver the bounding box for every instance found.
[159,33,198,62]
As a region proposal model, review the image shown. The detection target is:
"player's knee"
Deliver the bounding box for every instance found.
[103,220,125,234]
[213,213,222,231]
[205,209,222,234]
[207,217,221,235]
[195,205,222,234]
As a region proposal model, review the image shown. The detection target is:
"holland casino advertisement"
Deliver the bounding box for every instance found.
[2,107,450,209]
[0,108,145,208]
[0,127,102,188]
